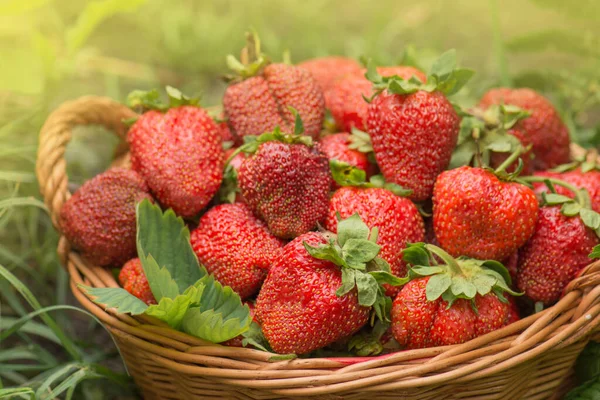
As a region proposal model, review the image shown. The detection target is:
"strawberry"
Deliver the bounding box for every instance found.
[326,162,425,296]
[391,243,519,349]
[127,88,224,218]
[365,51,471,201]
[532,158,600,213]
[59,168,153,267]
[190,203,285,299]
[433,160,539,261]
[479,88,571,170]
[235,122,331,239]
[255,214,404,354]
[118,258,156,305]
[223,33,325,140]
[450,104,534,174]
[320,132,376,188]
[326,65,426,132]
[217,148,247,204]
[516,175,600,305]
[298,56,362,94]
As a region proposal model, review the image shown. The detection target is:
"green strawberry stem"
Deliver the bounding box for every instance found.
[494,145,523,174]
[329,160,413,197]
[521,176,588,207]
[425,245,463,276]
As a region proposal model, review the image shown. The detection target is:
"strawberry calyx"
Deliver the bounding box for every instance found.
[126,86,200,115]
[348,128,373,153]
[347,320,390,356]
[520,176,600,239]
[303,213,407,322]
[450,104,532,170]
[402,243,519,309]
[329,160,412,197]
[224,31,271,83]
[550,150,600,174]
[364,49,474,102]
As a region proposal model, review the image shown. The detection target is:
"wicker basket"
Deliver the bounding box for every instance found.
[36,96,600,400]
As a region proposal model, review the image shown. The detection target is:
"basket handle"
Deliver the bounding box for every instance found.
[36,96,136,231]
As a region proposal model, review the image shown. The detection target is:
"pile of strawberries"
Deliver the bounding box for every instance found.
[59,33,600,356]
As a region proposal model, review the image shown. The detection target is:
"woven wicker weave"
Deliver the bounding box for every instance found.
[36,96,600,400]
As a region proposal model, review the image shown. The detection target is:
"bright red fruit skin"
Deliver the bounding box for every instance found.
[223,63,325,140]
[479,88,571,170]
[128,106,224,218]
[190,203,285,300]
[238,142,331,239]
[533,169,600,213]
[255,232,370,354]
[325,187,425,295]
[119,258,156,305]
[298,56,362,93]
[517,206,600,305]
[319,133,376,188]
[391,278,518,349]
[59,168,153,267]
[433,166,539,261]
[367,90,459,202]
[326,66,426,132]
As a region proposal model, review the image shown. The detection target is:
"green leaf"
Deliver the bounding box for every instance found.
[367,256,392,273]
[589,245,600,259]
[145,282,205,329]
[562,202,582,216]
[181,275,251,343]
[355,273,379,307]
[77,285,148,315]
[543,193,574,205]
[337,213,370,247]
[481,260,513,286]
[410,266,444,276]
[449,141,477,169]
[140,254,180,301]
[429,49,457,80]
[336,268,356,297]
[127,89,166,111]
[580,208,600,230]
[329,160,367,187]
[472,273,497,296]
[0,388,34,399]
[425,273,452,301]
[165,86,200,108]
[303,241,346,267]
[348,128,373,153]
[241,322,271,352]
[437,68,475,96]
[450,276,477,298]
[402,243,431,267]
[364,59,383,83]
[136,199,205,298]
[342,239,380,268]
[288,106,305,135]
[369,271,408,286]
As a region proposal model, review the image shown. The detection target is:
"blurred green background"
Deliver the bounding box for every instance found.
[1,0,599,398]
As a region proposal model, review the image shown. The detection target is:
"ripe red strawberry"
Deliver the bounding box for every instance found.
[298,56,362,94]
[223,34,325,140]
[255,214,401,354]
[433,165,539,261]
[391,244,519,349]
[237,129,331,239]
[190,203,285,299]
[479,88,571,170]
[59,168,153,267]
[320,132,376,188]
[517,206,599,305]
[327,65,426,132]
[221,302,257,347]
[326,187,424,294]
[533,168,600,213]
[128,89,224,218]
[118,258,156,305]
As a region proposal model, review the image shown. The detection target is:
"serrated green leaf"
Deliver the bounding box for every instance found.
[343,239,380,267]
[181,275,251,343]
[303,241,347,267]
[337,213,370,247]
[136,199,205,298]
[581,208,600,230]
[425,273,452,301]
[79,285,148,315]
[355,272,379,307]
[437,68,475,96]
[145,282,204,329]
[472,273,497,296]
[589,245,600,259]
[336,268,356,297]
[450,276,477,298]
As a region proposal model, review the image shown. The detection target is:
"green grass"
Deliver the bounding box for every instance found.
[0,0,599,398]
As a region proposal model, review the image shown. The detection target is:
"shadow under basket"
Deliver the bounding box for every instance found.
[36,96,600,400]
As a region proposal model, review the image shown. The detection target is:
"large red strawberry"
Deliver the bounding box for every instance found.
[236,125,331,239]
[223,33,325,140]
[366,52,471,201]
[118,258,156,305]
[320,132,376,188]
[59,168,153,267]
[433,164,539,261]
[190,203,285,299]
[326,162,425,296]
[127,88,223,218]
[517,175,600,305]
[479,88,571,170]
[391,243,519,349]
[327,65,426,132]
[255,214,404,354]
[298,56,362,94]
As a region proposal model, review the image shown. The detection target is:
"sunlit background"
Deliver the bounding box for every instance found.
[1,0,599,398]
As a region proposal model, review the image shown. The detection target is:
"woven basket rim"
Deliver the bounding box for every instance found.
[35,95,600,396]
